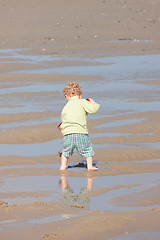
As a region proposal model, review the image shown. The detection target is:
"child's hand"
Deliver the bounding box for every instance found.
[88,98,95,103]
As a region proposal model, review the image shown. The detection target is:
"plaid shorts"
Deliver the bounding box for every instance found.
[62,133,94,158]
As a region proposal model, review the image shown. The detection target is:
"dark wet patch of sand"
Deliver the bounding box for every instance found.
[112,185,160,207]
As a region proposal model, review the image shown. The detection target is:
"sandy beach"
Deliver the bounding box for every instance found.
[0,0,160,239]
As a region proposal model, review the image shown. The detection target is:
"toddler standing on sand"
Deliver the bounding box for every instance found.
[59,82,100,171]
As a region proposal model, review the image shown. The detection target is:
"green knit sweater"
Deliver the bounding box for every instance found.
[61,99,100,136]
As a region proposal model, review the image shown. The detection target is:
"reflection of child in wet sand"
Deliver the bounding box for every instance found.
[59,82,100,171]
[60,174,93,209]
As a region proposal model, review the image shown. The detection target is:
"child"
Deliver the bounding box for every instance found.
[60,82,100,171]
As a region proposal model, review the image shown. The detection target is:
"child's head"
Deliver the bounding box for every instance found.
[63,82,82,98]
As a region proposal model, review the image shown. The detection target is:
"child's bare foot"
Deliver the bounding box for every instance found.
[87,167,98,171]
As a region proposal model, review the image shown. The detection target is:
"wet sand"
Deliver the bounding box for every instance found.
[0,0,160,239]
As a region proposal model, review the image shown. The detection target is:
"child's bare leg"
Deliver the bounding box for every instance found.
[60,154,69,170]
[86,177,93,190]
[86,156,98,171]
[60,174,68,190]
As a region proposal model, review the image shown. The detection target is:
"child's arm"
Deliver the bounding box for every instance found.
[84,99,100,114]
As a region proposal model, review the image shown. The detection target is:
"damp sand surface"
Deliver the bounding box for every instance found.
[1,0,160,239]
[0,49,160,240]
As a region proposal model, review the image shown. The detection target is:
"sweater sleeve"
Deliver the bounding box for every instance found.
[82,99,100,114]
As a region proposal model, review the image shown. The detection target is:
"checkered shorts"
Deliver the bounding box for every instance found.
[62,133,94,158]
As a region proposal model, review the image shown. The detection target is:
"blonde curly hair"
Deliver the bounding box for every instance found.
[63,82,82,98]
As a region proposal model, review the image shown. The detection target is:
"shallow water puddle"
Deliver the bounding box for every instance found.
[11,54,160,78]
[0,139,62,156]
[0,51,160,116]
[0,219,17,225]
[1,172,160,211]
[1,139,154,157]
[0,163,60,170]
[5,53,160,113]
[107,158,160,164]
[0,214,74,233]
[0,116,59,129]
[95,117,146,129]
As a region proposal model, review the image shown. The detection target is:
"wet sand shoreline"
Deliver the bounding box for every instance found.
[0,51,160,239]
[1,0,160,239]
